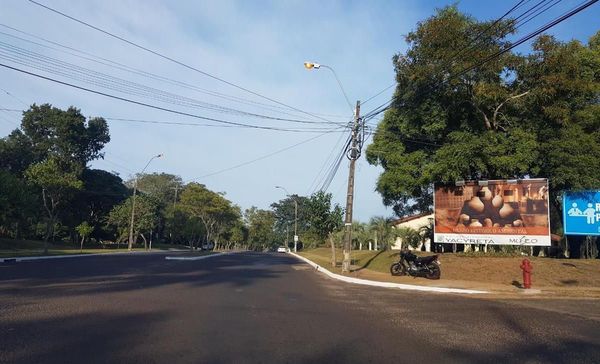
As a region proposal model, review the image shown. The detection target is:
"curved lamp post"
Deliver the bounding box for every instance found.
[304,61,354,114]
[128,153,163,251]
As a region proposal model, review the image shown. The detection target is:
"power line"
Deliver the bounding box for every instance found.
[27,0,340,125]
[360,0,530,108]
[306,130,350,194]
[0,40,343,126]
[103,117,347,133]
[0,61,349,133]
[193,130,338,180]
[0,107,346,133]
[361,0,597,120]
[0,23,351,122]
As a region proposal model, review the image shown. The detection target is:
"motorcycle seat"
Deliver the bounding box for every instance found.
[416,255,438,264]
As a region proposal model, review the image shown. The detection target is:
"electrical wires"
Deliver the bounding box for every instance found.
[27,0,340,125]
[359,0,596,120]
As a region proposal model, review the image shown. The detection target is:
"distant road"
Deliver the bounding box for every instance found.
[1,252,599,363]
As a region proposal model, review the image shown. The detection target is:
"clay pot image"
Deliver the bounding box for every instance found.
[459,214,470,224]
[470,219,483,227]
[492,193,503,209]
[499,203,514,219]
[480,186,493,201]
[467,196,485,214]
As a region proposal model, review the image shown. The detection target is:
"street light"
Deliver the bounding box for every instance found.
[275,185,298,252]
[304,61,354,114]
[128,153,163,251]
[304,61,361,273]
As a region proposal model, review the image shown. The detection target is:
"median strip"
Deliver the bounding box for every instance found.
[290,252,489,295]
[164,251,239,261]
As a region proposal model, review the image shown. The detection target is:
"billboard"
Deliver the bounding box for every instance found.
[434,179,550,246]
[563,191,600,236]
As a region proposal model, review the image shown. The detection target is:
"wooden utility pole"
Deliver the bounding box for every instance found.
[342,101,361,273]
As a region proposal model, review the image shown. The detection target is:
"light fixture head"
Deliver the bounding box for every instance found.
[304,61,320,70]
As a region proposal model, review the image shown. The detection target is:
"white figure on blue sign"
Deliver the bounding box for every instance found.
[584,203,596,224]
[567,203,582,217]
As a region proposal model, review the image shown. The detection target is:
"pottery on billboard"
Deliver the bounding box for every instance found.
[434,179,551,246]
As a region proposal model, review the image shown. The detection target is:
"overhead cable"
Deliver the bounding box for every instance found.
[27,0,340,125]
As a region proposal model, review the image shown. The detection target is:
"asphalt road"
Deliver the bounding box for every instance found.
[1,251,599,363]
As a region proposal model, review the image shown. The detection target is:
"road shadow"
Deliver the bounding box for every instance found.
[0,252,301,306]
[351,249,387,272]
[0,311,167,364]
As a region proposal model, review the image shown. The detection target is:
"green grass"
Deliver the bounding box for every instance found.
[0,238,192,258]
[298,248,400,274]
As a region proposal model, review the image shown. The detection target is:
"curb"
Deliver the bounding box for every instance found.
[165,250,246,261]
[1,250,164,263]
[165,252,225,261]
[290,252,489,295]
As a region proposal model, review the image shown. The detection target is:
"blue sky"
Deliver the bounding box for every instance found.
[1,0,598,220]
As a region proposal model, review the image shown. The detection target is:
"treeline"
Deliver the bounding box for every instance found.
[0,104,347,251]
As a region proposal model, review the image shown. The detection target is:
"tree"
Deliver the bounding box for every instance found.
[2,104,110,247]
[75,221,93,252]
[301,191,344,248]
[366,7,531,216]
[0,129,36,175]
[366,6,600,253]
[245,207,276,251]
[25,158,83,251]
[0,170,39,239]
[369,216,396,250]
[107,194,158,249]
[128,173,183,243]
[20,104,109,165]
[395,227,421,250]
[271,195,310,244]
[179,183,240,250]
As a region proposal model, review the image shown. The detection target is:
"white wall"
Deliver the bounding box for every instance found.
[392,214,434,251]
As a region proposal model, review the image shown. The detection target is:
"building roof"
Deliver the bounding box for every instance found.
[391,212,433,226]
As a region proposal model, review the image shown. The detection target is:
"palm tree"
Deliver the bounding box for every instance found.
[395,227,421,251]
[369,216,395,250]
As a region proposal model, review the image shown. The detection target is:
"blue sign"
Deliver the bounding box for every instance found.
[563,191,600,236]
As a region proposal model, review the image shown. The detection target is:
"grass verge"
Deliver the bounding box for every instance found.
[298,247,600,289]
[0,238,192,258]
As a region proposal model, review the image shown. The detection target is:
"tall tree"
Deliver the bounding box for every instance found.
[245,207,277,251]
[128,173,184,243]
[366,7,600,225]
[20,104,109,165]
[179,183,240,250]
[271,195,310,245]
[25,157,83,250]
[107,194,159,249]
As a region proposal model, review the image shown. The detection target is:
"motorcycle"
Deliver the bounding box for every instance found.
[390,250,441,279]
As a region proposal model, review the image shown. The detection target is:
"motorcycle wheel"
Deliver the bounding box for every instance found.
[390,263,406,276]
[426,263,441,280]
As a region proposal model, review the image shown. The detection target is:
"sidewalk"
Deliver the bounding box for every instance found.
[291,252,600,298]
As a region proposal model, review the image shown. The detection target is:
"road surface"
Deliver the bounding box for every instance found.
[1,251,599,363]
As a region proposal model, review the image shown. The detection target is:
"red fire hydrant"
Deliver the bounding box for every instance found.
[520,259,532,289]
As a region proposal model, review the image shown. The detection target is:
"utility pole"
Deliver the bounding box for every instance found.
[293,198,298,252]
[172,185,180,207]
[342,101,361,273]
[128,178,139,251]
[128,154,162,251]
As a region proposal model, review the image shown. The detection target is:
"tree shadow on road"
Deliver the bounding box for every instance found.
[0,252,302,305]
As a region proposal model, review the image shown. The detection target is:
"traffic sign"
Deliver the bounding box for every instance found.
[563,191,600,235]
